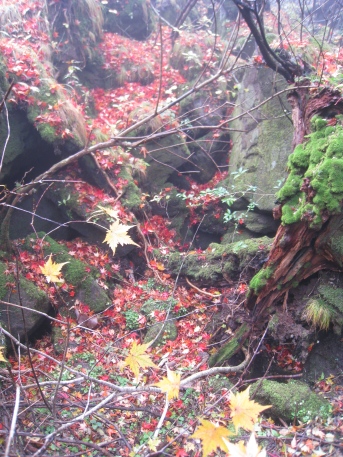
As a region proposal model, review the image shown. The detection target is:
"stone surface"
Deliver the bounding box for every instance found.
[226,66,293,211]
[0,262,51,340]
[103,0,155,40]
[303,334,343,386]
[252,379,332,423]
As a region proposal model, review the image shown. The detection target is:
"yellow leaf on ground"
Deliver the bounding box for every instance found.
[98,205,119,219]
[190,419,231,456]
[0,346,7,363]
[39,254,69,283]
[124,341,158,378]
[223,433,267,457]
[154,367,181,400]
[103,220,139,255]
[147,438,161,452]
[230,387,271,432]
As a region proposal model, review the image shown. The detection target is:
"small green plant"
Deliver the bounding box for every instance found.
[176,168,259,225]
[58,194,71,206]
[124,310,140,330]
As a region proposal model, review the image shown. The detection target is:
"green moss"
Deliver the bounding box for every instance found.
[144,320,178,346]
[311,115,327,131]
[118,168,142,210]
[277,174,302,201]
[141,298,177,316]
[325,126,336,137]
[252,380,332,423]
[163,237,272,283]
[288,144,310,169]
[278,116,343,226]
[208,322,250,366]
[249,266,274,294]
[327,138,343,158]
[20,278,47,308]
[319,285,343,314]
[25,233,109,312]
[280,194,303,225]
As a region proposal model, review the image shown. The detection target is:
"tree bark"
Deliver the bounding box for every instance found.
[246,85,343,326]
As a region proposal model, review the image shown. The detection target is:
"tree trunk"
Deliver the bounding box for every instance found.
[246,85,343,326]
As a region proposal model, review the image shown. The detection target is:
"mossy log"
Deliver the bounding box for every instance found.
[208,322,251,367]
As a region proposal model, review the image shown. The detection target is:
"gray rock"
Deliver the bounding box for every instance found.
[226,66,293,211]
[0,262,51,339]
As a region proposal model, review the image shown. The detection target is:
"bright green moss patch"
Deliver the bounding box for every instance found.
[277,175,302,201]
[311,115,327,131]
[277,116,343,227]
[249,266,274,294]
[288,144,310,169]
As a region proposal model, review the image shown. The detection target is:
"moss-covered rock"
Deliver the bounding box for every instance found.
[251,380,332,423]
[118,167,142,211]
[163,237,272,283]
[130,127,191,193]
[140,297,178,346]
[144,320,178,347]
[25,233,110,313]
[0,262,51,340]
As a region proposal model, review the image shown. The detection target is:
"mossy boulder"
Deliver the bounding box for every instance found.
[251,379,332,423]
[0,262,51,340]
[144,320,178,347]
[0,109,57,186]
[163,236,272,283]
[25,233,110,313]
[131,130,191,192]
[141,297,178,346]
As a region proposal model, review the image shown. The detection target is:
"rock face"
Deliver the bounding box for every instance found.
[103,0,155,40]
[0,262,51,339]
[226,66,293,212]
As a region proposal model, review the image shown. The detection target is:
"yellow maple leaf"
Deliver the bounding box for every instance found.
[103,220,139,255]
[98,205,119,219]
[147,437,161,452]
[0,346,7,363]
[124,341,158,378]
[39,255,69,283]
[154,367,181,400]
[230,387,271,432]
[222,433,267,457]
[190,419,231,456]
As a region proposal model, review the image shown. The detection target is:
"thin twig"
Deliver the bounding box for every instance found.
[4,383,20,457]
